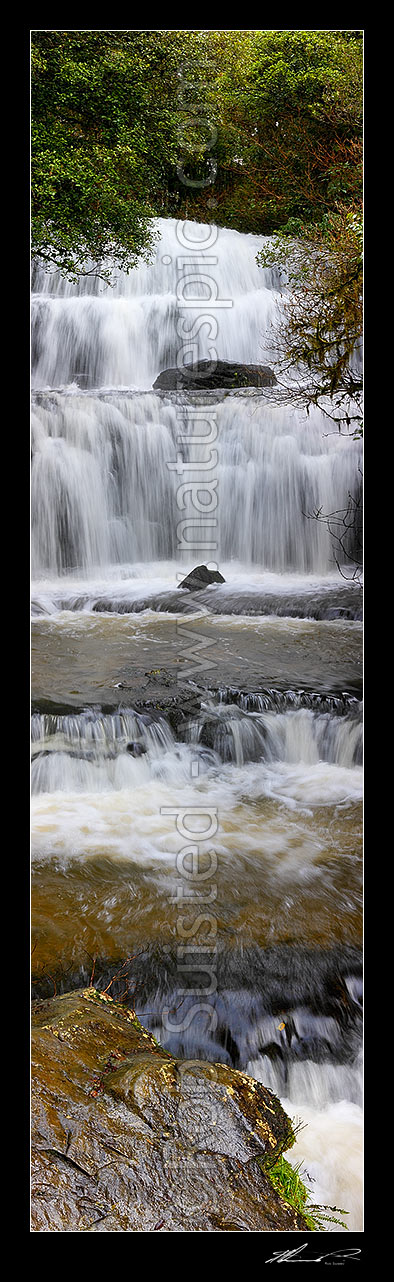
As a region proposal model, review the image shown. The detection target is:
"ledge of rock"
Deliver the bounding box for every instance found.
[153,360,277,390]
[178,564,225,591]
[31,987,309,1233]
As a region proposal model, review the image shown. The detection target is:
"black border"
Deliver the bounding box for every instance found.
[25,24,373,1254]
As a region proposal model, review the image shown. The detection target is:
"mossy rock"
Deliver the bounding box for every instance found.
[31,987,310,1232]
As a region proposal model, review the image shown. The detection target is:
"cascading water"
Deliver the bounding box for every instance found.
[31,219,282,388]
[31,217,363,1230]
[31,217,362,583]
[31,390,362,578]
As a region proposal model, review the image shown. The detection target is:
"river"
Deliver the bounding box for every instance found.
[31,217,363,1230]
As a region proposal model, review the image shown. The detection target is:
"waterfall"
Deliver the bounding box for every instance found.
[31,390,361,576]
[31,698,362,797]
[31,218,281,388]
[31,217,362,580]
[31,217,363,1232]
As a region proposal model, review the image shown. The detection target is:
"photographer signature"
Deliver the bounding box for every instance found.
[265,1245,361,1264]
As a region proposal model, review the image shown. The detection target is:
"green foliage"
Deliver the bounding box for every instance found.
[31,29,363,274]
[178,29,362,235]
[31,31,181,276]
[265,1153,348,1232]
[31,29,363,427]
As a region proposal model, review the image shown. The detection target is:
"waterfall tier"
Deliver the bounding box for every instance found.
[32,218,281,390]
[31,389,362,576]
[31,216,361,581]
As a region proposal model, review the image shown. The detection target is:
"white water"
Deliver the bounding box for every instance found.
[283,1098,363,1233]
[31,216,363,1232]
[31,700,362,1232]
[31,217,362,580]
[246,1033,363,1231]
[31,391,362,577]
[31,699,362,808]
[31,218,282,388]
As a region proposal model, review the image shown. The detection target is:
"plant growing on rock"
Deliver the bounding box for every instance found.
[264,1152,348,1232]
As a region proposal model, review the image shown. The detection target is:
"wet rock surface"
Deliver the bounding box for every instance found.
[153,360,277,390]
[32,583,362,622]
[178,564,226,591]
[31,988,310,1233]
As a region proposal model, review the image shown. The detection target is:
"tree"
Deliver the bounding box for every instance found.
[31,30,182,277]
[32,30,363,271]
[31,28,363,440]
[173,29,362,235]
[302,485,363,585]
[256,206,363,433]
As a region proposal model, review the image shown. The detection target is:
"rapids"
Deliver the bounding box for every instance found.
[31,217,363,1230]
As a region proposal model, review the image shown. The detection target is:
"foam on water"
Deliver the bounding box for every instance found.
[31,215,363,1229]
[281,1097,363,1232]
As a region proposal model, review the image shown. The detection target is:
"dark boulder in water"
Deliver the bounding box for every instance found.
[178,564,225,591]
[126,741,147,756]
[153,359,276,390]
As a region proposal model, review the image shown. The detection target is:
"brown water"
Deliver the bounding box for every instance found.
[31,215,363,1230]
[31,611,362,708]
[32,798,362,975]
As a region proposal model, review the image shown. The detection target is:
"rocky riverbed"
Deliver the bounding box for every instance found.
[31,213,363,1233]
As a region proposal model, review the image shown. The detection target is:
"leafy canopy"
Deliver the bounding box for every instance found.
[31,29,363,271]
[31,30,181,276]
